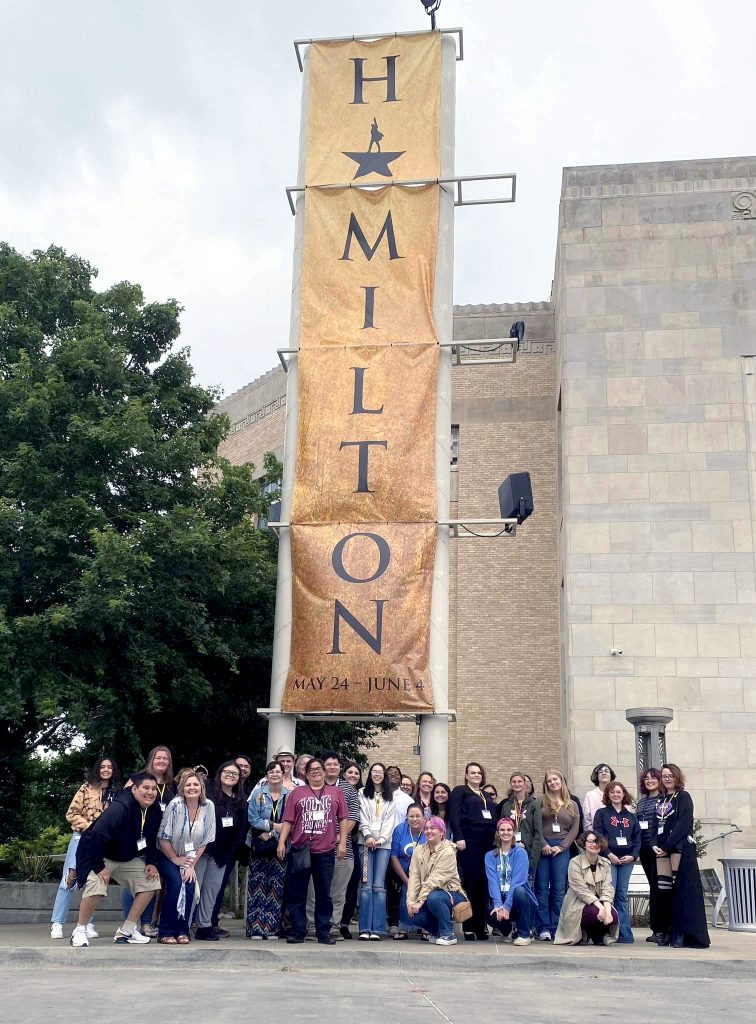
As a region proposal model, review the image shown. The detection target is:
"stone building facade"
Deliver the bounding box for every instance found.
[216,155,756,851]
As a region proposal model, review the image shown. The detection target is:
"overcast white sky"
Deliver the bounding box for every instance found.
[1,1,752,396]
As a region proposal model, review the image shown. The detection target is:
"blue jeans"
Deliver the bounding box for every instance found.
[409,889,466,940]
[157,852,195,938]
[51,833,87,925]
[534,839,570,935]
[611,860,635,943]
[358,846,391,935]
[287,848,335,941]
[488,885,533,937]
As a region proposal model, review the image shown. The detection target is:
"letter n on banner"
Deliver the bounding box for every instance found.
[283,524,435,713]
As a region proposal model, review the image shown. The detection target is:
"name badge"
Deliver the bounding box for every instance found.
[515,831,522,843]
[136,837,147,851]
[159,802,166,812]
[185,841,195,853]
[551,824,561,834]
[502,883,510,893]
[657,826,664,836]
[312,810,325,823]
[639,821,649,830]
[616,836,628,847]
[482,810,492,819]
[222,816,234,828]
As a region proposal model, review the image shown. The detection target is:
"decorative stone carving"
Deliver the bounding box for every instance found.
[732,191,756,219]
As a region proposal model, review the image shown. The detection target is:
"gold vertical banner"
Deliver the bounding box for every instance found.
[299,185,439,348]
[305,33,441,186]
[291,345,438,525]
[283,524,435,713]
[283,32,442,714]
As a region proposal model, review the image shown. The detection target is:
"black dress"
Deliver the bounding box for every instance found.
[448,785,497,938]
[658,790,710,948]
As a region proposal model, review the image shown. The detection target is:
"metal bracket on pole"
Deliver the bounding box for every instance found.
[286,173,515,215]
[293,28,464,72]
[257,708,457,722]
[266,519,519,538]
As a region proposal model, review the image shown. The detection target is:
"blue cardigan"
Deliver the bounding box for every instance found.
[484,845,538,912]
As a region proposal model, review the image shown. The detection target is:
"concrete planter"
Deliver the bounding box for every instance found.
[0,880,123,924]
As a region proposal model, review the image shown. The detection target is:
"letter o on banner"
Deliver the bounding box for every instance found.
[332,532,391,583]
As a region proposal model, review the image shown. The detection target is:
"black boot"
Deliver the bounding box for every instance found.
[671,933,685,948]
[657,933,671,946]
[195,926,219,941]
[646,932,664,943]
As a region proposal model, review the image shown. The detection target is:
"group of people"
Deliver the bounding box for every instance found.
[50,748,710,950]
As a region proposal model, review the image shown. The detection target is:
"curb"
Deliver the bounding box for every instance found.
[0,945,750,979]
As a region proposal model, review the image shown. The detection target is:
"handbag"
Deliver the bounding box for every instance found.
[452,892,473,923]
[249,830,278,856]
[289,843,311,871]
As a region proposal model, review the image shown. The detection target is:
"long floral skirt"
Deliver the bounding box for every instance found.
[246,854,287,937]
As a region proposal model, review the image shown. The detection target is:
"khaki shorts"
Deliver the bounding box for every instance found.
[83,857,162,899]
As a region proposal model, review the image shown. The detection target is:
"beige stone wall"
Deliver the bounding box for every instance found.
[557,158,756,850]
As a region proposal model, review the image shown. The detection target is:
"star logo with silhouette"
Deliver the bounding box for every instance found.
[343,117,405,179]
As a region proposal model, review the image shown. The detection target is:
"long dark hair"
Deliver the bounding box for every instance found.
[211,760,246,808]
[86,757,122,794]
[430,782,451,818]
[363,762,393,801]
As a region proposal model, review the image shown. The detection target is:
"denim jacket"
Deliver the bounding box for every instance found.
[248,782,287,833]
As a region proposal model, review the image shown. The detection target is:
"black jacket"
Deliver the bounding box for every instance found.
[449,785,497,848]
[75,789,161,885]
[205,784,248,867]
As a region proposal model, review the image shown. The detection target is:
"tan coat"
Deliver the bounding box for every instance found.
[554,853,620,945]
[407,839,464,905]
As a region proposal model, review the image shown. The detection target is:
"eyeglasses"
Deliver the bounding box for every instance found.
[221,771,240,778]
[585,837,599,844]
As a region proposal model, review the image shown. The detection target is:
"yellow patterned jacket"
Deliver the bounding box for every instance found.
[65,783,108,833]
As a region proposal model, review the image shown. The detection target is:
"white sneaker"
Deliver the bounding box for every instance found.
[537,931,552,941]
[50,923,63,940]
[435,935,457,945]
[70,926,89,947]
[113,926,151,944]
[513,936,532,946]
[85,923,99,939]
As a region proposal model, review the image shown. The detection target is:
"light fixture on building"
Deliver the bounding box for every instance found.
[420,0,441,30]
[499,472,534,530]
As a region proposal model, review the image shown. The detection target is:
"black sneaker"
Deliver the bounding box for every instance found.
[286,936,305,944]
[339,925,353,940]
[195,927,219,941]
[318,936,336,945]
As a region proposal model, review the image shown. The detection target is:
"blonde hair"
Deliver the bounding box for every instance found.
[541,769,577,819]
[177,771,207,804]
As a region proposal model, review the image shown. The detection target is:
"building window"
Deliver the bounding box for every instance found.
[450,425,459,466]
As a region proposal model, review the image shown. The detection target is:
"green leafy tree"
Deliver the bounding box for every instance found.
[0,243,283,838]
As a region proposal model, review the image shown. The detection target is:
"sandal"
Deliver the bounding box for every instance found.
[393,931,408,940]
[158,936,177,944]
[176,934,190,944]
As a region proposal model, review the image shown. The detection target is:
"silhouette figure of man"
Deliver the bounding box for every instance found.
[368,117,384,153]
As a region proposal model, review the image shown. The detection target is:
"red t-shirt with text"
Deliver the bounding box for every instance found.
[283,784,348,854]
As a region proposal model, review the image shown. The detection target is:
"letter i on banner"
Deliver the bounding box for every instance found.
[283,32,442,714]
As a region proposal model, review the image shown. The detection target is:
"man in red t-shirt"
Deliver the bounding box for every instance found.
[277,758,349,944]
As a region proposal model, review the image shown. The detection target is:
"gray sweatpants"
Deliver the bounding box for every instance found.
[194,857,228,929]
[306,853,353,931]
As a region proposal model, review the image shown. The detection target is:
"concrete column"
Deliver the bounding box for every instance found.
[420,33,457,779]
[265,48,312,758]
